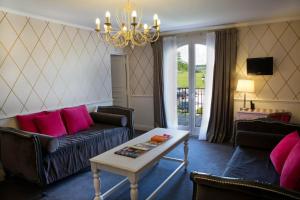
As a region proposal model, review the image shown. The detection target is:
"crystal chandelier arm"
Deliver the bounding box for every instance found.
[131,30,148,46]
[106,31,120,43]
[108,31,129,48]
[148,30,160,42]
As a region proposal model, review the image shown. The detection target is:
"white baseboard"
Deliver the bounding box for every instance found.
[134,124,154,131]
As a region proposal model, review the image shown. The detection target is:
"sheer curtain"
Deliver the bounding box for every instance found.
[163,36,178,129]
[199,32,216,140]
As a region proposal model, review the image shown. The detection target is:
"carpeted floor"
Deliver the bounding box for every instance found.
[0,136,234,200]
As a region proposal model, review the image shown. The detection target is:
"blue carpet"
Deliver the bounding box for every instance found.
[0,137,233,200]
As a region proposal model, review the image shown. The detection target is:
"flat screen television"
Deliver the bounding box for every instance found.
[247,57,273,75]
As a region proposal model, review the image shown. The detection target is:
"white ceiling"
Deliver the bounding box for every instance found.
[1,0,300,32]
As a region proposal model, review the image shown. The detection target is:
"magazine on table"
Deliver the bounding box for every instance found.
[115,134,171,158]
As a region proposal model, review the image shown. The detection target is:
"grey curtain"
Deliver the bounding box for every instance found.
[151,38,167,128]
[207,29,237,143]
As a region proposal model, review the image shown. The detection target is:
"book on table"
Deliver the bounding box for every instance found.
[114,134,171,158]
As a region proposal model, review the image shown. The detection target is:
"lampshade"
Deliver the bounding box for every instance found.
[236,79,255,93]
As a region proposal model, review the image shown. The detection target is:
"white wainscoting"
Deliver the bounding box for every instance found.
[129,95,154,131]
[234,99,300,123]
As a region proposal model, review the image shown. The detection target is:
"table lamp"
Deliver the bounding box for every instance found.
[236,79,255,110]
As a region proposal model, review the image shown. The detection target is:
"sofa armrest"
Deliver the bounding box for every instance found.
[97,106,135,139]
[1,127,59,153]
[0,127,45,185]
[90,112,127,127]
[190,172,300,200]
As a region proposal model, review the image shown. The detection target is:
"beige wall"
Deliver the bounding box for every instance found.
[0,10,123,120]
[126,44,154,130]
[126,44,154,96]
[235,20,300,122]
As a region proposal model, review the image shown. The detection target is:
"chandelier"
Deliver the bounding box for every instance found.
[95,0,161,48]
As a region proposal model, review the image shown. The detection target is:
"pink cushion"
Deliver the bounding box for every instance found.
[34,111,67,137]
[270,131,300,174]
[280,140,300,190]
[78,105,94,126]
[61,106,90,134]
[16,111,47,133]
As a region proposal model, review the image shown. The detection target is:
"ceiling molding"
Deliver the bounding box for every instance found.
[0,6,93,30]
[1,5,300,36]
[161,15,300,36]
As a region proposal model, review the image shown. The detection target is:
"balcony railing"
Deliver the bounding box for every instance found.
[177,87,205,127]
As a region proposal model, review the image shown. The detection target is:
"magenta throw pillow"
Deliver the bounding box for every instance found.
[34,111,67,137]
[270,131,300,174]
[16,111,47,133]
[61,106,90,134]
[280,140,300,190]
[79,105,94,126]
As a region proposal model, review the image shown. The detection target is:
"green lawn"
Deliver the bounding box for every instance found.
[177,71,205,88]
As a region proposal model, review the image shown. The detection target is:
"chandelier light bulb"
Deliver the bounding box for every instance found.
[122,26,127,32]
[132,10,137,18]
[105,11,111,18]
[144,24,148,30]
[105,11,111,24]
[153,14,159,26]
[157,19,161,26]
[95,18,101,31]
[95,18,100,25]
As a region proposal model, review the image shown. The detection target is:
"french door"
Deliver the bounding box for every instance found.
[177,42,206,134]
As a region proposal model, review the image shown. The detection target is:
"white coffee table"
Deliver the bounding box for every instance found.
[90,128,189,200]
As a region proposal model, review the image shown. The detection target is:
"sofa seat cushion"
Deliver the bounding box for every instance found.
[223,147,279,185]
[42,123,129,184]
[56,124,122,149]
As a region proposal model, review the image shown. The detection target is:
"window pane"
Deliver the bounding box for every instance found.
[177,45,189,127]
[194,44,206,127]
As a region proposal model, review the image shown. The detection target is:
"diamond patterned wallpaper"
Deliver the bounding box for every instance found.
[0,10,121,118]
[235,20,300,101]
[126,44,154,96]
[124,20,300,107]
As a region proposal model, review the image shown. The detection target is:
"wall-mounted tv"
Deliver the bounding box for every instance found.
[247,57,273,75]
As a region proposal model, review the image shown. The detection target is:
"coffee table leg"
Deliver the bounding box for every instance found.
[184,139,189,171]
[129,175,138,200]
[92,164,101,200]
